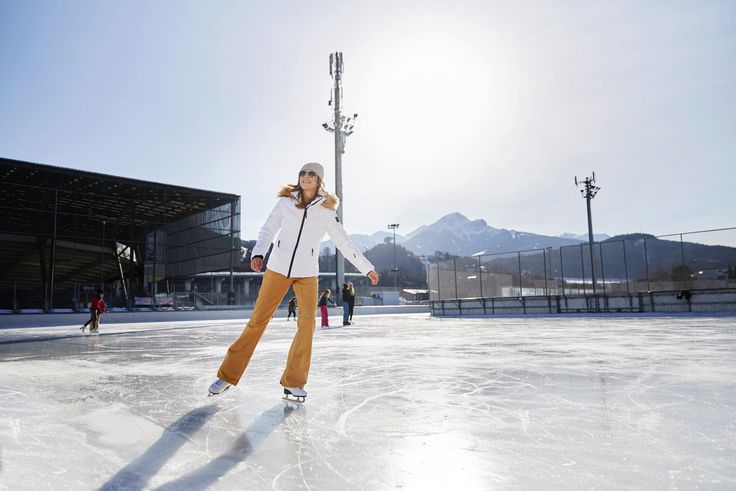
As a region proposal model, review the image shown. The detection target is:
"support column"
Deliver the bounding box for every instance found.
[49,189,59,310]
[229,201,236,304]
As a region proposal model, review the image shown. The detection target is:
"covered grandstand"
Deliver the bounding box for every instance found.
[0,157,240,311]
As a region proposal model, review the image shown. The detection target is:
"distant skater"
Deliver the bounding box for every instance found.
[287,296,297,320]
[208,162,379,402]
[341,283,352,326]
[319,289,336,328]
[347,282,356,323]
[81,289,106,334]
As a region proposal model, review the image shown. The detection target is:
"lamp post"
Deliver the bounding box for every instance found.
[323,52,358,296]
[575,172,601,310]
[388,223,399,291]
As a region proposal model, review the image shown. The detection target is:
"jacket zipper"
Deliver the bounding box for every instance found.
[286,196,323,278]
[287,207,309,278]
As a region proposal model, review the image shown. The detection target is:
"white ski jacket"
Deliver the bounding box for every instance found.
[252,191,374,278]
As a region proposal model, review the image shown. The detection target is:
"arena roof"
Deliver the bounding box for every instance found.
[0,157,240,241]
[1,157,242,303]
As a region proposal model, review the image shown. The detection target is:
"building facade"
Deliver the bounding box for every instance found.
[0,158,240,311]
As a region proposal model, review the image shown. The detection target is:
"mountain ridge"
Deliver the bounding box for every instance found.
[320,212,609,257]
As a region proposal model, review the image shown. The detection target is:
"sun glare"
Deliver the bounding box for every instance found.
[353,14,522,171]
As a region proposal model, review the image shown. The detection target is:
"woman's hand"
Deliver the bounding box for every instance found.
[367,271,379,286]
[251,257,263,272]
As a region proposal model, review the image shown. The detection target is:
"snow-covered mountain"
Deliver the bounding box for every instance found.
[320,230,406,254]
[321,212,604,257]
[399,213,584,256]
[558,232,611,242]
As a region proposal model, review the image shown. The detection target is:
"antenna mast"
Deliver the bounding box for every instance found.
[323,52,358,297]
[575,172,601,308]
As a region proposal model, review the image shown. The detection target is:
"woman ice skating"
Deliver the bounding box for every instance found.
[319,289,336,328]
[81,289,106,334]
[208,162,380,401]
[341,283,352,326]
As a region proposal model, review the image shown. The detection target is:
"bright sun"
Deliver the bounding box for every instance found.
[352,14,522,171]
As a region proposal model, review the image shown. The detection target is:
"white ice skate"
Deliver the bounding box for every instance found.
[283,387,307,403]
[208,379,232,397]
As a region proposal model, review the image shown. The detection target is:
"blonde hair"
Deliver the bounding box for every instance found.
[278,180,339,211]
[279,177,326,209]
[347,282,355,295]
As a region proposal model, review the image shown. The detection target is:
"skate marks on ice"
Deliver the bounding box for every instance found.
[101,403,298,491]
[302,315,736,489]
[158,403,302,491]
[0,322,226,347]
[2,315,736,489]
[101,405,219,490]
[334,388,403,436]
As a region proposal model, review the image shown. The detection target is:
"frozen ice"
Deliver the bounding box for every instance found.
[1,313,735,489]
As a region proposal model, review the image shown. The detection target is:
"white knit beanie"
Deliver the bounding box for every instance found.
[300,162,325,180]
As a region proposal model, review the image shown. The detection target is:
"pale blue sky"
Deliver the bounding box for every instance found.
[1,1,734,241]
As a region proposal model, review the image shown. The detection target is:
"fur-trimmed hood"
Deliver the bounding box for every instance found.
[252,185,373,278]
[278,185,339,211]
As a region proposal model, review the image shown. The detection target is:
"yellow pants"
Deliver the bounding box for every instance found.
[217,269,318,388]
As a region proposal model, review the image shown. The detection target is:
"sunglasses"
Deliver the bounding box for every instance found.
[299,170,318,178]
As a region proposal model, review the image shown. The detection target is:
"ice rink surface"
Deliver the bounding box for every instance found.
[1,313,735,490]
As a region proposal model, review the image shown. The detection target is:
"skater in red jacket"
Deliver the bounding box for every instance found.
[81,289,106,334]
[208,162,379,402]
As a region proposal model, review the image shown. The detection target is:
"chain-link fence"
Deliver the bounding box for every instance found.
[428,227,736,300]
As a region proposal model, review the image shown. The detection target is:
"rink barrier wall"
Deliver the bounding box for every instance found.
[0,305,430,329]
[430,288,736,316]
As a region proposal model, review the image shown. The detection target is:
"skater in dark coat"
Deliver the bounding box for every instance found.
[347,282,356,322]
[287,296,297,320]
[208,162,380,401]
[341,283,352,326]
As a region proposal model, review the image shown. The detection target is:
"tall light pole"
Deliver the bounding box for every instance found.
[575,172,601,305]
[388,223,399,291]
[323,52,358,297]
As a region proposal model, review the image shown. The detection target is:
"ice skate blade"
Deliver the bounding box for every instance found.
[283,395,306,403]
[207,386,231,397]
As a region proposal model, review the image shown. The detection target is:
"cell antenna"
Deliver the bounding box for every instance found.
[322,52,359,297]
[574,172,602,309]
